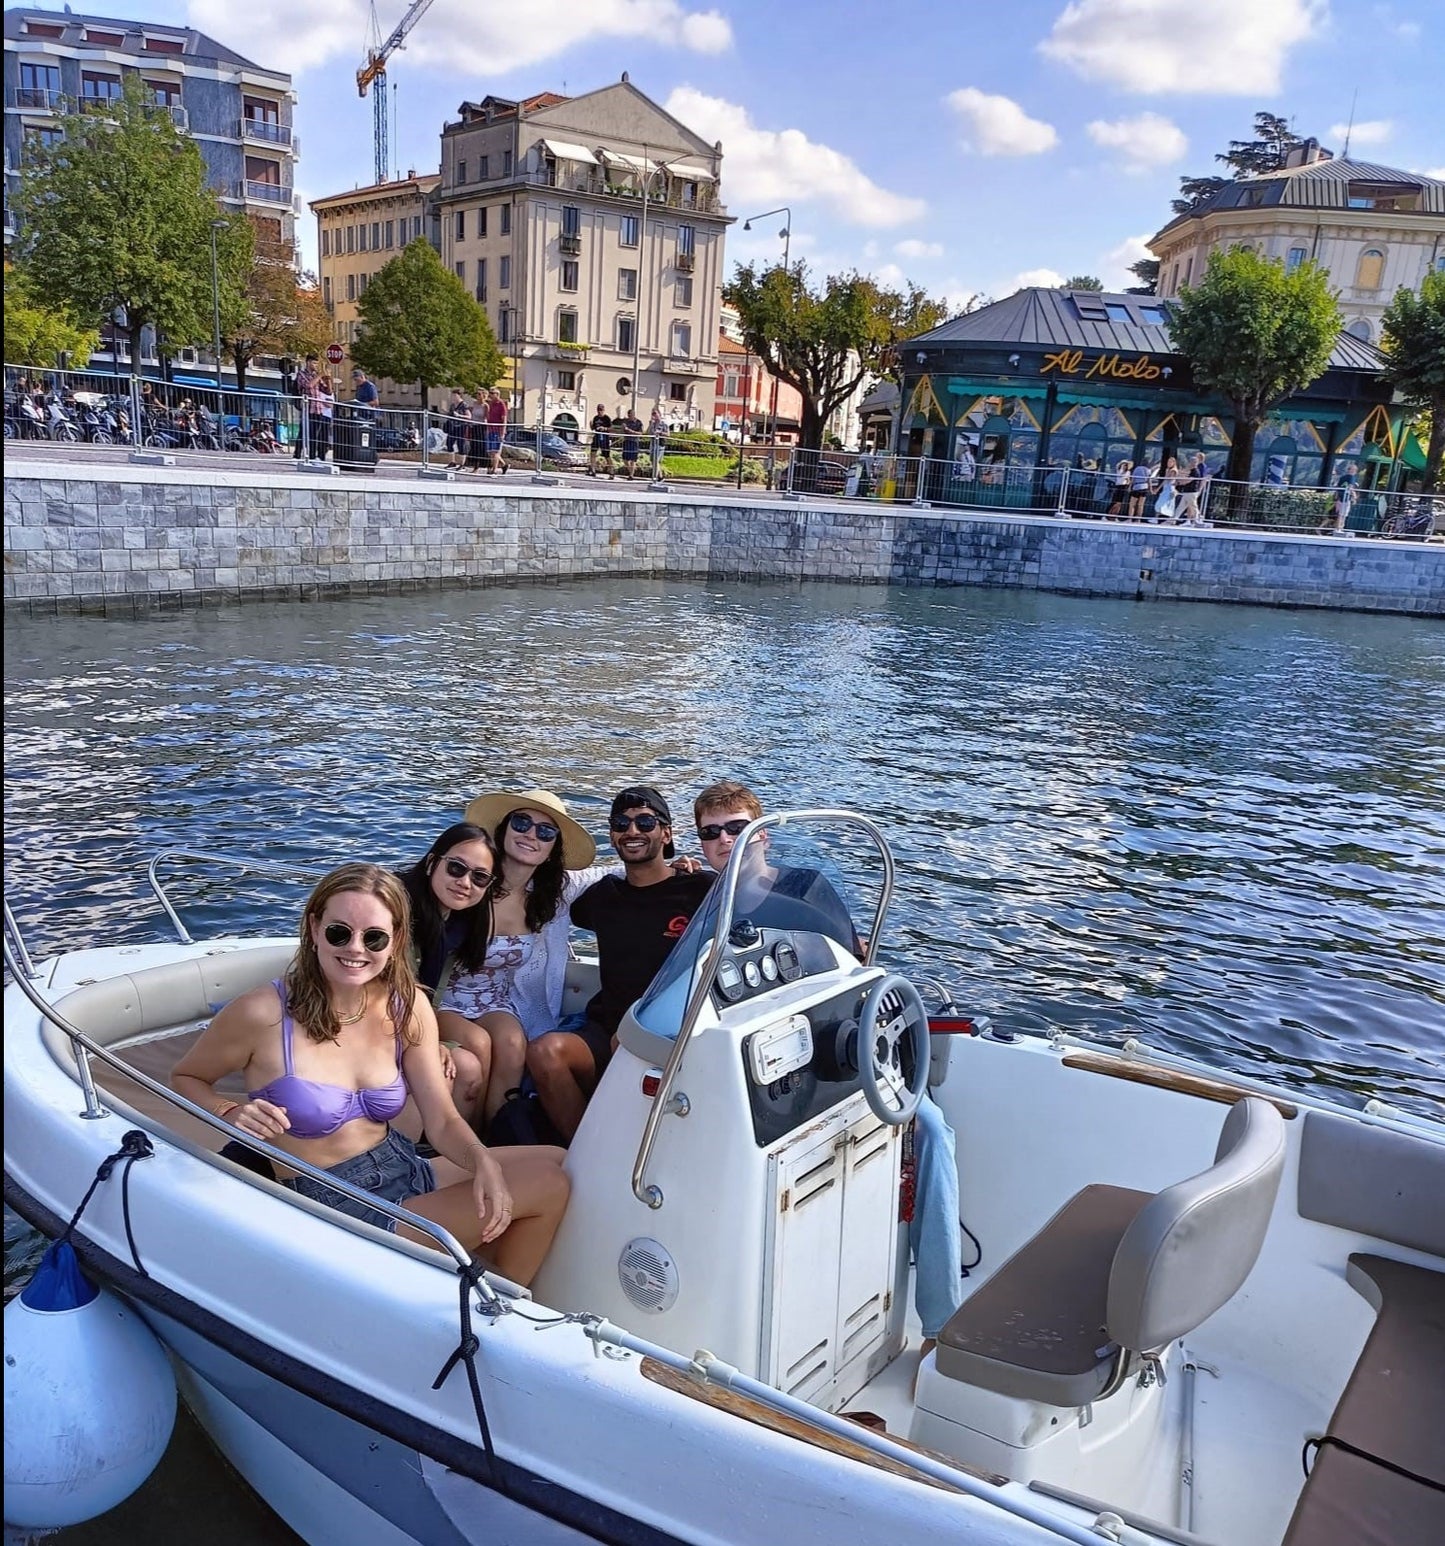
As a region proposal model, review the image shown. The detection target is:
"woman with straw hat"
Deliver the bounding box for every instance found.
[437,790,611,1126]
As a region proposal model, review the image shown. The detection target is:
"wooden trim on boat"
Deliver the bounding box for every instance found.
[1060,1051,1298,1118]
[638,1356,1002,1492]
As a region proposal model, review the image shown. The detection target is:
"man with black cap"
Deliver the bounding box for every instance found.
[526,786,713,1140]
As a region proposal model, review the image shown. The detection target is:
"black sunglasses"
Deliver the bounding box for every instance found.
[322,921,392,953]
[508,812,561,842]
[610,812,664,833]
[698,818,750,842]
[443,856,493,888]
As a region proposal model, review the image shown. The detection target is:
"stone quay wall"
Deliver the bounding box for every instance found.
[4,461,1442,617]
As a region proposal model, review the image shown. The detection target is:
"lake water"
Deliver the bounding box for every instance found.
[5,578,1444,1538]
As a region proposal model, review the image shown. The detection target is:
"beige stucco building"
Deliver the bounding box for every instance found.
[434,77,729,435]
[1149,145,1445,346]
[309,172,439,407]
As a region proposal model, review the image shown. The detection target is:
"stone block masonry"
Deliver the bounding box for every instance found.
[4,462,1442,617]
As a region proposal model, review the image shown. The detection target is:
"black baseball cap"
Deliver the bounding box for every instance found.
[610,785,675,858]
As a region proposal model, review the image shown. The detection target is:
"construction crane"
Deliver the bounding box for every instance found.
[357,0,437,186]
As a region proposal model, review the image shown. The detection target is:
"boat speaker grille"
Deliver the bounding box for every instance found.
[618,1237,679,1314]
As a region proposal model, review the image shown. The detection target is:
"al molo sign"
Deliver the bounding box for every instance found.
[1041,349,1166,382]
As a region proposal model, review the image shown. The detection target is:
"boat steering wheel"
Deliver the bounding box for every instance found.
[855,974,930,1125]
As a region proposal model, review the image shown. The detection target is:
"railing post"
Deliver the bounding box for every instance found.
[299,392,311,460]
[420,407,430,472]
[1056,468,1070,517]
[129,375,142,447]
[912,456,929,508]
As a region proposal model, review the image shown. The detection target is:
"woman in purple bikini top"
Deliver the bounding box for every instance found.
[246,979,408,1139]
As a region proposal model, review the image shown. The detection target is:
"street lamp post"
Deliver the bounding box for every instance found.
[740,207,791,485]
[630,147,697,421]
[208,218,228,394]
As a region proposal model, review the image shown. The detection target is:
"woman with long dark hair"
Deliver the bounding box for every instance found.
[396,821,499,1129]
[172,863,568,1282]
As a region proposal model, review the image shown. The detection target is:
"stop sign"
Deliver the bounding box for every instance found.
[325,342,345,365]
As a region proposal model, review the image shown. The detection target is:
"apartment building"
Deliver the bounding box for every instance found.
[715,329,803,442]
[4,8,298,253]
[310,173,440,406]
[434,75,730,434]
[1149,142,1445,345]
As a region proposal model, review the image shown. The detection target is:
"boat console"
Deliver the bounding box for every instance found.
[531,813,929,1413]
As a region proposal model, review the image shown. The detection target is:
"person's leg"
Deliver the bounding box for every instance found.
[404,1145,570,1285]
[477,1010,528,1123]
[394,1033,490,1140]
[910,1093,964,1344]
[526,1029,600,1141]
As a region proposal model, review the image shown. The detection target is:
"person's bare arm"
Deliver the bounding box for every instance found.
[171,985,292,1139]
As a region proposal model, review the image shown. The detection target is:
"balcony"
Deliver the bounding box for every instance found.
[240,118,292,148]
[8,86,63,112]
[559,233,582,255]
[665,355,711,377]
[523,167,723,215]
[675,251,696,273]
[549,341,590,362]
[163,104,188,130]
[240,179,292,205]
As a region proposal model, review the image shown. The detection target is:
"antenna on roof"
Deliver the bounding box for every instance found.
[1341,89,1357,158]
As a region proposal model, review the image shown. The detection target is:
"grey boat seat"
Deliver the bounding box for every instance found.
[937,1097,1287,1406]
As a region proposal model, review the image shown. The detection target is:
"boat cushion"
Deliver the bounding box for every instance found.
[1298,1110,1445,1257]
[1281,1443,1445,1546]
[1329,1254,1445,1489]
[935,1183,1152,1405]
[1108,1097,1286,1355]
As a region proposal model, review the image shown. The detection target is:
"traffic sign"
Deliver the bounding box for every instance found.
[325,342,345,365]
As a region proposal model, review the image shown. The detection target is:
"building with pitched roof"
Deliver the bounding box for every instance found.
[1148,141,1445,346]
[4,8,297,254]
[897,285,1405,497]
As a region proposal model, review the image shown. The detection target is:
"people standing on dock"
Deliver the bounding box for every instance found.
[171,863,569,1284]
[528,787,712,1140]
[312,375,335,462]
[446,390,471,467]
[1127,459,1153,520]
[485,388,509,475]
[649,404,666,478]
[589,406,614,477]
[293,354,319,459]
[619,407,643,479]
[1326,468,1358,534]
[1174,461,1202,526]
[463,394,488,473]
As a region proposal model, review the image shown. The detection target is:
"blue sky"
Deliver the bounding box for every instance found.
[13,0,1444,303]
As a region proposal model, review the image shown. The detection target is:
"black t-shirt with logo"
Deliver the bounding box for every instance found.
[571,871,715,1034]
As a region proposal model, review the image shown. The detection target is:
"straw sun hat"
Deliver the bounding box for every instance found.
[462,788,597,869]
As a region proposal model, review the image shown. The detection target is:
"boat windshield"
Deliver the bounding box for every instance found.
[633,824,877,1041]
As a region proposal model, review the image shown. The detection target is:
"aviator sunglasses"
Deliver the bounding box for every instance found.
[610,812,664,833]
[322,921,392,953]
[507,812,561,843]
[698,818,751,842]
[442,856,493,888]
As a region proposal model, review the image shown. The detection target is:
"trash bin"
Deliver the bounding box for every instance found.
[332,410,377,471]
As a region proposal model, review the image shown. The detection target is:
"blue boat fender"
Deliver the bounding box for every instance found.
[4,1135,178,1532]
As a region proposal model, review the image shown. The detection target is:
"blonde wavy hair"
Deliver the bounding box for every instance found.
[286,863,420,1046]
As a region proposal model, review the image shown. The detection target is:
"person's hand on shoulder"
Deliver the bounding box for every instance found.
[670,855,703,875]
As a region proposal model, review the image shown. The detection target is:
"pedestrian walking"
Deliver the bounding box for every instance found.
[589,406,614,477]
[485,388,508,475]
[464,394,488,472]
[648,404,666,478]
[619,407,643,479]
[446,390,471,468]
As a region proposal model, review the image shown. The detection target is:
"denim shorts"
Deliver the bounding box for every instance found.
[286,1127,436,1233]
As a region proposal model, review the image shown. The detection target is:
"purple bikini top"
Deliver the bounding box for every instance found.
[248,980,408,1139]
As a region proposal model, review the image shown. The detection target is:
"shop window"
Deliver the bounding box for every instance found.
[1354,248,1385,291]
[977,413,1012,476]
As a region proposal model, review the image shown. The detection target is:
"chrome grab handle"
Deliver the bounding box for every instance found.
[4,896,38,980]
[2,934,493,1292]
[631,809,895,1208]
[147,848,321,943]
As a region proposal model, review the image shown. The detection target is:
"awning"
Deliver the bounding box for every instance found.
[946,377,1049,401]
[667,160,716,181]
[541,139,599,165]
[601,149,656,175]
[1401,432,1427,472]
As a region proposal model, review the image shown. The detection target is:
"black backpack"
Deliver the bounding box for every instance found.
[487,1088,565,1149]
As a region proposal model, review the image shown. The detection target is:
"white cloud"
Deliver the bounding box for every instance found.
[1421,166,1445,180]
[895,238,944,259]
[1087,113,1187,172]
[1008,267,1067,291]
[1103,234,1155,286]
[944,88,1059,156]
[663,87,926,227]
[187,0,732,75]
[873,262,908,288]
[1327,119,1393,147]
[1040,0,1324,95]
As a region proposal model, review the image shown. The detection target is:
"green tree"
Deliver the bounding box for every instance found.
[3,262,100,366]
[1065,274,1104,291]
[1380,270,1445,492]
[1169,247,1340,488]
[1170,111,1309,215]
[350,239,502,403]
[1127,257,1160,295]
[225,217,331,394]
[14,74,233,370]
[724,264,949,448]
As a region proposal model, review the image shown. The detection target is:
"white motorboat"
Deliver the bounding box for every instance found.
[5,812,1442,1545]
